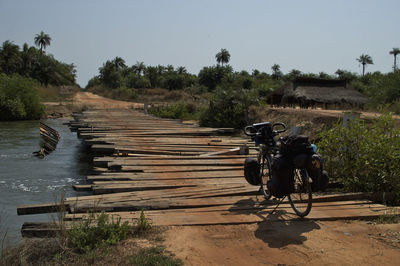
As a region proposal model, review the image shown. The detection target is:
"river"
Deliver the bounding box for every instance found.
[0,119,90,243]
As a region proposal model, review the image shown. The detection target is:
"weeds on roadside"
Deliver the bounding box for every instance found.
[130,246,183,266]
[134,209,152,234]
[1,199,166,265]
[68,211,131,253]
[376,210,400,224]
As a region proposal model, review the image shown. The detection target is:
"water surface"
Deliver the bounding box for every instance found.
[0,119,90,242]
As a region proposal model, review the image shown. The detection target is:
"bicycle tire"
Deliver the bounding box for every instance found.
[288,169,312,217]
[258,152,272,200]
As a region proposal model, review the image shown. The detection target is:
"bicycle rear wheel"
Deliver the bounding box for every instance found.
[288,169,312,217]
[258,154,272,200]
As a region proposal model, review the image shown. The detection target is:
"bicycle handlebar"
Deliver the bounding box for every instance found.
[272,122,286,134]
[244,125,257,136]
[243,122,287,138]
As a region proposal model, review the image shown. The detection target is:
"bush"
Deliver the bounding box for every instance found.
[317,113,400,195]
[68,212,131,252]
[199,86,258,129]
[149,101,198,120]
[130,246,183,266]
[0,74,45,120]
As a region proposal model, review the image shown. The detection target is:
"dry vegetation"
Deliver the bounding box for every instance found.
[37,85,80,102]
[1,213,181,266]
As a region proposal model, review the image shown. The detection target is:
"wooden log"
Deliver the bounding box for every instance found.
[73,184,92,191]
[17,203,69,215]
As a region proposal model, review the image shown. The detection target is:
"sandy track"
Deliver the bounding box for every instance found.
[164,221,400,265]
[73,92,144,109]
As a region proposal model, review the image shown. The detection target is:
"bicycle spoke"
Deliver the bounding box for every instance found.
[288,169,312,217]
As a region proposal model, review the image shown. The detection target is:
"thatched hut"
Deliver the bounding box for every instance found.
[267,78,367,109]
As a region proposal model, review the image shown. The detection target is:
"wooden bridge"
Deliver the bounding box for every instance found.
[18,109,397,237]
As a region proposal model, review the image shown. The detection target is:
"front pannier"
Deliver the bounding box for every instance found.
[244,158,260,186]
[267,155,294,198]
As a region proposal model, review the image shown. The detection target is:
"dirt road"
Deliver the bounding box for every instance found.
[163,221,400,265]
[44,92,144,118]
[72,92,144,110]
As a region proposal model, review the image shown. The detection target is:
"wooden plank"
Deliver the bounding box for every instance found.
[66,200,398,225]
[86,170,243,181]
[17,203,69,215]
[119,165,244,173]
[23,201,397,237]
[107,159,244,168]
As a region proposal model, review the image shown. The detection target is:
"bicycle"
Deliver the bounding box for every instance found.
[244,122,312,217]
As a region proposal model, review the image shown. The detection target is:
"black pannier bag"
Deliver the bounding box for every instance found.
[251,122,274,146]
[279,135,314,158]
[306,153,329,192]
[267,155,294,198]
[244,158,261,186]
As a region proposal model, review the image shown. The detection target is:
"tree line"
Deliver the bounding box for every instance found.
[0,31,78,120]
[86,47,400,97]
[0,32,76,86]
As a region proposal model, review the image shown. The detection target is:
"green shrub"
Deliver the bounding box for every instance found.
[199,86,258,129]
[317,113,400,195]
[0,74,45,120]
[149,101,198,120]
[68,212,131,253]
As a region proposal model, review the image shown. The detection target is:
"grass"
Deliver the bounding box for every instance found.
[0,208,182,265]
[376,210,400,224]
[68,211,131,252]
[130,246,183,266]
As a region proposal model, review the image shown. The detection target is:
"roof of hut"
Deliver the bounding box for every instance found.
[268,78,367,105]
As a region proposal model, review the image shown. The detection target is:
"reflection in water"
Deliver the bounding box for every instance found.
[0,119,91,242]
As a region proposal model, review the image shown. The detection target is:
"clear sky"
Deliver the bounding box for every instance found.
[0,0,399,87]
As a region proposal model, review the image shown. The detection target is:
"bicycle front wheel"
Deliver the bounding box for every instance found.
[288,169,312,217]
[259,154,272,200]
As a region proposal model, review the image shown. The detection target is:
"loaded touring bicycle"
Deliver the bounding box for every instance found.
[243,122,329,217]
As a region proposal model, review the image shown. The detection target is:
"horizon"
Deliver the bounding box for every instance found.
[1,0,399,87]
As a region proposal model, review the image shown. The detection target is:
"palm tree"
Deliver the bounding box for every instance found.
[271,64,282,80]
[34,31,51,53]
[389,48,400,71]
[215,48,230,66]
[357,54,373,76]
[177,66,187,74]
[156,65,166,75]
[0,40,20,74]
[20,43,34,76]
[133,61,145,76]
[112,56,126,70]
[166,64,174,72]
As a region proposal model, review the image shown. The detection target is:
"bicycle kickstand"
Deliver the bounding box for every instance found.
[269,196,286,215]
